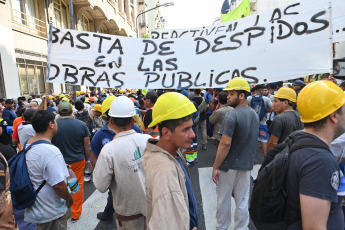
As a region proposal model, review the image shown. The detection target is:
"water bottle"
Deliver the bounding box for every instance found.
[67,167,80,194]
[84,159,92,182]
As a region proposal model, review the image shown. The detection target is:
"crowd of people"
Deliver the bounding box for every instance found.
[0,76,345,230]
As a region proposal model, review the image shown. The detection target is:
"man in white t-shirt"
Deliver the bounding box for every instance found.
[25,110,73,230]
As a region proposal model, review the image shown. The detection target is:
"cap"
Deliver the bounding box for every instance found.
[269,82,278,89]
[181,90,189,97]
[5,99,13,104]
[294,80,305,86]
[58,101,72,114]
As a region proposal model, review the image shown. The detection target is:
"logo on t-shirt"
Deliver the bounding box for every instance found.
[331,171,340,190]
[132,147,143,161]
[101,138,111,146]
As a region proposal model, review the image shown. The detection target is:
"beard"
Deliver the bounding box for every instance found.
[334,122,345,141]
[229,96,240,108]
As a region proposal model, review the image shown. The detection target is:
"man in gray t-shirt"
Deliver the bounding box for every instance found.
[212,77,259,230]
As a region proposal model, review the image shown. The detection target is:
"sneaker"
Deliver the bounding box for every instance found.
[202,145,207,150]
[97,212,114,221]
[71,218,79,223]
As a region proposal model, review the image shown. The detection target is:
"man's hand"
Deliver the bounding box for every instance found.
[192,227,197,230]
[212,168,220,185]
[66,194,73,208]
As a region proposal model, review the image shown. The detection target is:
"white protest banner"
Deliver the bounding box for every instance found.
[332,0,345,43]
[47,0,331,89]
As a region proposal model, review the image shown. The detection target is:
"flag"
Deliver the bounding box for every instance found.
[221,0,251,23]
[221,0,231,14]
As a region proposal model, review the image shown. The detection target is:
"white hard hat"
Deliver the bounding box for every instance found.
[108,96,136,118]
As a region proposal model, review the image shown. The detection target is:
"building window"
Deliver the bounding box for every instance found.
[16,50,47,95]
[10,0,47,37]
[81,14,90,31]
[54,0,69,29]
[11,0,37,29]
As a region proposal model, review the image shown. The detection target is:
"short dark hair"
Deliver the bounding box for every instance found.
[75,100,84,111]
[158,114,193,136]
[340,81,345,89]
[237,90,248,99]
[304,106,343,130]
[137,90,142,96]
[194,89,201,95]
[17,107,26,117]
[277,98,297,110]
[145,91,158,104]
[218,92,228,104]
[0,99,4,103]
[31,110,55,133]
[111,117,133,127]
[277,81,284,88]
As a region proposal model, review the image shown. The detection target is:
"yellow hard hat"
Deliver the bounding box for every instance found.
[80,91,84,95]
[274,87,297,103]
[55,94,59,98]
[48,95,54,100]
[142,89,148,96]
[59,94,65,99]
[102,90,106,94]
[85,99,90,103]
[76,91,80,97]
[297,80,345,123]
[101,96,116,115]
[93,104,102,113]
[62,97,69,102]
[223,77,250,92]
[149,92,197,128]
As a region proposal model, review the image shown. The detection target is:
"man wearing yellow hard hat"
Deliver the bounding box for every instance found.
[267,87,303,151]
[144,92,198,230]
[212,77,259,230]
[283,80,345,229]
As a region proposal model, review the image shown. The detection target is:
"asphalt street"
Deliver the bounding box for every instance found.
[73,136,265,230]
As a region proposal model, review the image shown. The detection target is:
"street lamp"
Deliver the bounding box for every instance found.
[136,2,174,38]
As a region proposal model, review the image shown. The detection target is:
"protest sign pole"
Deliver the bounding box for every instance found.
[69,0,77,102]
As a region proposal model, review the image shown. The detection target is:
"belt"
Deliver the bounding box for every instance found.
[115,212,144,221]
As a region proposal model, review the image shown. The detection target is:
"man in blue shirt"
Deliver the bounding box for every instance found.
[204,89,214,140]
[2,99,17,124]
[90,96,141,221]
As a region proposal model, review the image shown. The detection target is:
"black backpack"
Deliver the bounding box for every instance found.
[249,133,330,230]
[75,111,94,137]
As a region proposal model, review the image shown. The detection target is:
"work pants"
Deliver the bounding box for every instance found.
[116,216,146,230]
[216,169,250,230]
[70,160,85,220]
[198,119,207,146]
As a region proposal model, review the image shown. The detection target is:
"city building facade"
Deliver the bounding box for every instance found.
[0,0,137,98]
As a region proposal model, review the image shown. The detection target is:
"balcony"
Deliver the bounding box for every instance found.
[10,7,47,38]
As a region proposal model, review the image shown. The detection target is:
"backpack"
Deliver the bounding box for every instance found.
[8,140,52,210]
[75,111,94,137]
[198,97,208,114]
[250,95,266,121]
[249,133,331,230]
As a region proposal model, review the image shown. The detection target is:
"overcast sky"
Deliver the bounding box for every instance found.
[159,0,225,29]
